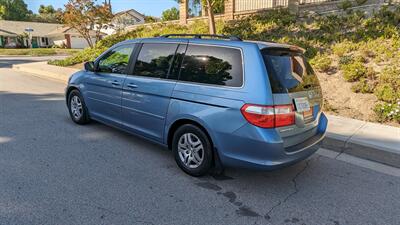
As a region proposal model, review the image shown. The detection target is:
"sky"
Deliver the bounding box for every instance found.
[25,0,179,17]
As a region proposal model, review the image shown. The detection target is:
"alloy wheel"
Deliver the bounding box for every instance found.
[177,133,204,169]
[70,95,83,120]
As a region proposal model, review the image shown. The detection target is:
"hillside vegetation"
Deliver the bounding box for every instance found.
[49,6,400,125]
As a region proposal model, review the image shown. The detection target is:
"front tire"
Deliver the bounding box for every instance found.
[172,124,213,176]
[68,90,90,125]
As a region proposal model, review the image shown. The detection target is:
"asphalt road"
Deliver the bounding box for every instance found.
[1,59,400,225]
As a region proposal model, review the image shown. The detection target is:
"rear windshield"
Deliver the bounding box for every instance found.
[262,48,320,93]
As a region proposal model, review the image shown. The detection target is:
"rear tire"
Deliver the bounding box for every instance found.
[172,124,213,177]
[67,90,90,125]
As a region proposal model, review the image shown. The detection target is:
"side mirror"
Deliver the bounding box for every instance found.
[84,61,96,72]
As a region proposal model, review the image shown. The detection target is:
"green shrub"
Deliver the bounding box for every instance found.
[49,47,107,66]
[380,67,400,88]
[338,0,353,11]
[374,102,400,123]
[351,78,376,93]
[332,41,358,57]
[310,53,332,72]
[338,55,354,68]
[354,54,368,63]
[360,49,376,59]
[341,61,367,81]
[375,84,397,102]
[374,66,400,103]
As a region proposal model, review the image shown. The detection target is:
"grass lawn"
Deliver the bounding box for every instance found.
[0,48,81,56]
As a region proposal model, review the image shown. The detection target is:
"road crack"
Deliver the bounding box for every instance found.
[265,159,311,220]
[335,122,366,159]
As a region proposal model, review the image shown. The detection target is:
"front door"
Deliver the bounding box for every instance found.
[32,37,38,48]
[121,43,186,141]
[84,44,135,126]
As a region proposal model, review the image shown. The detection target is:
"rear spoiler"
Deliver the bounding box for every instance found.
[261,46,306,54]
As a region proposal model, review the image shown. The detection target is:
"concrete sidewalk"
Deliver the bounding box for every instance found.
[323,115,400,168]
[12,61,79,84]
[12,61,400,168]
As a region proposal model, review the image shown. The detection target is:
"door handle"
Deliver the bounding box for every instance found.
[126,83,138,88]
[111,80,120,86]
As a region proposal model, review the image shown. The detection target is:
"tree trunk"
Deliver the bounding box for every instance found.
[83,33,93,48]
[95,29,101,43]
[206,0,216,35]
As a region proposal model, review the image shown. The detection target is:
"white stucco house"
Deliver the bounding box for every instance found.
[0,20,103,49]
[100,9,146,35]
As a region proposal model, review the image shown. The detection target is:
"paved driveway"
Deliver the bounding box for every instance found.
[0,63,400,225]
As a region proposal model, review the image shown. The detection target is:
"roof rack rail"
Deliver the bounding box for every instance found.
[160,34,242,41]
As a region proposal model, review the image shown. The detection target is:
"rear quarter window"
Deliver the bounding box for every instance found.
[179,45,243,87]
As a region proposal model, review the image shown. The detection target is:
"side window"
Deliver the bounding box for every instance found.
[98,45,135,74]
[179,45,243,87]
[133,43,178,78]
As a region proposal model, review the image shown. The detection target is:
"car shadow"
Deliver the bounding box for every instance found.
[1,90,399,224]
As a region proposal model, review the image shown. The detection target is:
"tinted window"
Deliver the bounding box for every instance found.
[179,45,243,87]
[262,49,321,93]
[133,43,178,78]
[168,44,187,80]
[98,45,134,74]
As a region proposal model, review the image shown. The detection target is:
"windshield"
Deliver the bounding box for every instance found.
[262,48,320,93]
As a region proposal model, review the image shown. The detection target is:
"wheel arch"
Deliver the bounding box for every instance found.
[65,86,80,103]
[167,118,214,151]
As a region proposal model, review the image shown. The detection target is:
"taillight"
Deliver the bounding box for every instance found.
[241,104,295,128]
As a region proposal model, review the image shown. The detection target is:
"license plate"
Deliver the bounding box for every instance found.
[294,97,311,112]
[303,108,313,118]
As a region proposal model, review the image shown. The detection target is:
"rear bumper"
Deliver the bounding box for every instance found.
[216,113,328,170]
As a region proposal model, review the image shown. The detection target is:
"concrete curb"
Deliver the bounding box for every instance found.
[12,61,400,168]
[12,61,79,84]
[323,115,400,168]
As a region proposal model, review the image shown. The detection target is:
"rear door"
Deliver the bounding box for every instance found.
[84,44,135,125]
[261,48,323,147]
[121,43,187,141]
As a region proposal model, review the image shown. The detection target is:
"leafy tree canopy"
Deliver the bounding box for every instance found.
[38,5,56,15]
[0,0,31,21]
[162,7,179,21]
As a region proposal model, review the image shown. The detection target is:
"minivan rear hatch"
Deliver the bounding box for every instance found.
[261,47,323,149]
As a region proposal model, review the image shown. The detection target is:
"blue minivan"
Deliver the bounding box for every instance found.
[66,34,327,176]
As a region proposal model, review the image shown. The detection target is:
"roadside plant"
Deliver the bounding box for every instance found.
[374,101,400,123]
[337,0,353,11]
[374,67,400,103]
[338,55,354,68]
[351,78,376,93]
[332,41,358,57]
[341,61,367,82]
[310,53,333,72]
